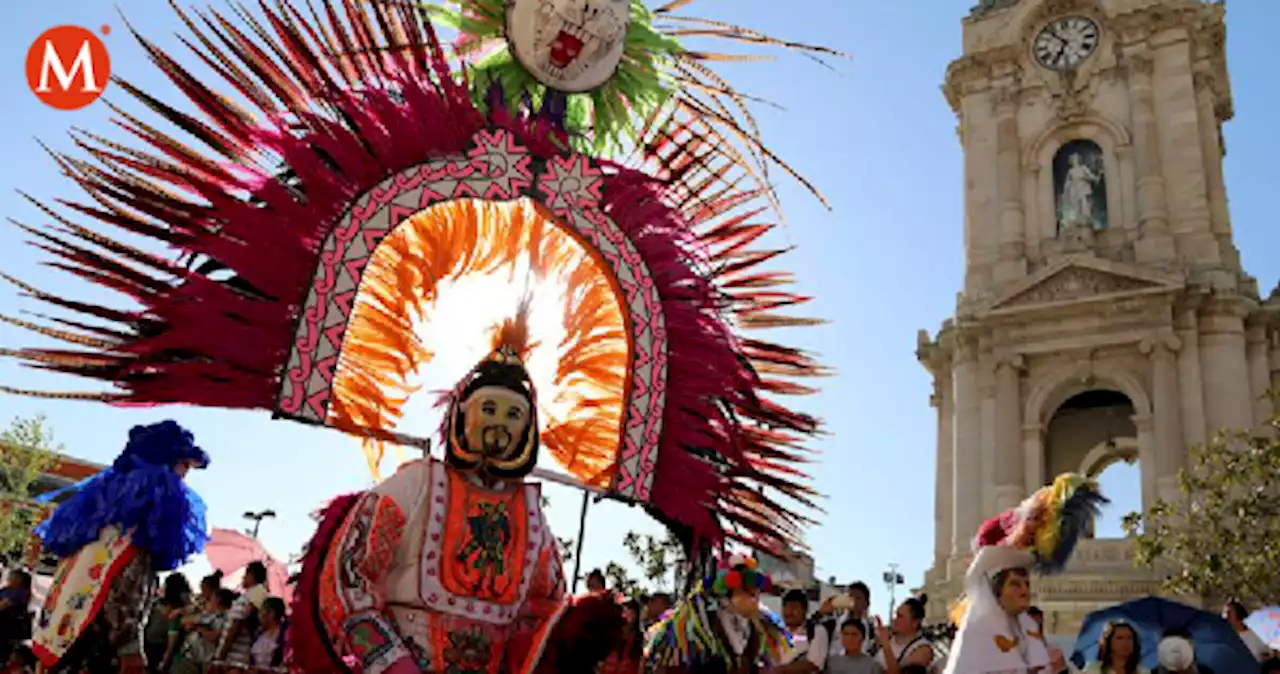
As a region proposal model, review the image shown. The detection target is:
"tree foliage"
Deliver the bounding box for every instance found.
[623,530,686,593]
[1122,416,1280,603]
[0,415,62,563]
[542,494,686,597]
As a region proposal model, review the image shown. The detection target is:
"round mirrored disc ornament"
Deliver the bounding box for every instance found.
[505,0,630,93]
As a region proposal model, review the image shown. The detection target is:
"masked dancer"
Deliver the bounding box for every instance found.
[32,421,210,674]
[0,1,841,671]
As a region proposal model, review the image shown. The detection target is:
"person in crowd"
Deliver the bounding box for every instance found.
[1154,627,1214,674]
[170,588,236,674]
[599,597,642,674]
[249,596,289,670]
[815,582,876,657]
[214,562,269,665]
[1224,601,1273,662]
[1260,657,1280,674]
[587,569,608,594]
[162,571,223,672]
[0,570,32,662]
[1026,606,1077,674]
[876,596,933,670]
[33,421,211,674]
[824,619,899,674]
[1084,621,1145,674]
[3,644,35,674]
[776,589,827,673]
[146,573,192,672]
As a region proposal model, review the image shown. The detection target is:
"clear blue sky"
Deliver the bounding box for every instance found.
[1,1,1277,615]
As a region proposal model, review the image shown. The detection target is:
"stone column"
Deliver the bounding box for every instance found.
[1175,308,1208,446]
[994,83,1026,283]
[1246,322,1272,432]
[932,371,955,578]
[1195,71,1235,263]
[1125,53,1175,263]
[1132,413,1158,511]
[1140,329,1184,502]
[994,353,1024,510]
[952,337,983,554]
[1200,304,1253,433]
[1023,422,1044,494]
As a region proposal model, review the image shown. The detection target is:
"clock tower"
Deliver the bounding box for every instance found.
[917,0,1280,633]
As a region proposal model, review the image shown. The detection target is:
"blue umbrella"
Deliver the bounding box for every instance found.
[1070,596,1256,673]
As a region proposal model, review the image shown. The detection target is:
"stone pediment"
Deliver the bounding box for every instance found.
[984,258,1181,314]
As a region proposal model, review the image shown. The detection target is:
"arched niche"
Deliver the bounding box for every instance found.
[1024,116,1132,242]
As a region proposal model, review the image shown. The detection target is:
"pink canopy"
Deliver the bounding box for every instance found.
[205,528,293,605]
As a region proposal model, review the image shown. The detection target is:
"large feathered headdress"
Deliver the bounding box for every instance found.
[0,0,833,555]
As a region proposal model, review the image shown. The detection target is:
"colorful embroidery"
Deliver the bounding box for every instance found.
[442,628,493,674]
[345,614,399,666]
[33,527,140,667]
[319,491,408,664]
[441,470,528,603]
[457,502,512,575]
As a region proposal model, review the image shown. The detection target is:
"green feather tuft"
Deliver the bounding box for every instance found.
[433,0,681,157]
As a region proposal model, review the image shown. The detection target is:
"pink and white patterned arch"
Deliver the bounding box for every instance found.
[274,129,665,502]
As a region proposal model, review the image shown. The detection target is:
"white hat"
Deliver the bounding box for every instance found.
[964,546,1035,589]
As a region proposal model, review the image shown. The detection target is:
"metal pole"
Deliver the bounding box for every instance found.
[570,489,590,593]
[887,562,900,618]
[251,519,262,539]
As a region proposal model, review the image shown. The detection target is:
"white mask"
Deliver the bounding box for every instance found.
[506,0,630,92]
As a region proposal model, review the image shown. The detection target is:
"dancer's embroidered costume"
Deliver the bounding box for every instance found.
[944,474,1107,674]
[1,0,837,671]
[644,554,790,673]
[32,421,209,673]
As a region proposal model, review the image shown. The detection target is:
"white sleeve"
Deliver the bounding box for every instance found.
[807,625,829,669]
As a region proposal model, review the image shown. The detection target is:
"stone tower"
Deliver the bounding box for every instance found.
[916,0,1280,633]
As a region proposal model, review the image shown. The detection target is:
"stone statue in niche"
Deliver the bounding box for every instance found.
[1053,139,1108,234]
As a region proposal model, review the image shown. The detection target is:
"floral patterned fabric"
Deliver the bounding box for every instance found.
[47,550,153,673]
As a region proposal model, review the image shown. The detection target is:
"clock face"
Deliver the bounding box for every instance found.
[1033,16,1100,71]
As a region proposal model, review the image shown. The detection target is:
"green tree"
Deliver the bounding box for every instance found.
[0,414,62,563]
[623,530,686,592]
[1122,415,1280,603]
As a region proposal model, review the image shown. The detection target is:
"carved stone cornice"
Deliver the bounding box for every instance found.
[943,45,1021,113]
[1034,577,1164,599]
[1124,53,1154,79]
[1110,3,1204,46]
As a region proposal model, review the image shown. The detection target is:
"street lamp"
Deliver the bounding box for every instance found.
[243,509,276,539]
[882,563,904,618]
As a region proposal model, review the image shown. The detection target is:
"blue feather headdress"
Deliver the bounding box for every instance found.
[36,420,210,572]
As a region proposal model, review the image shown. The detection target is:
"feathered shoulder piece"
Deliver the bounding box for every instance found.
[972,472,1108,574]
[0,0,832,555]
